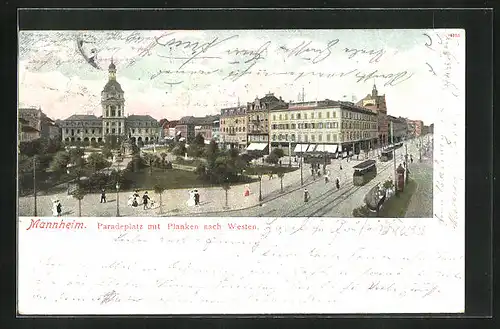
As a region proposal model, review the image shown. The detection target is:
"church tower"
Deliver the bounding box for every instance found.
[372,83,378,97]
[101,59,126,142]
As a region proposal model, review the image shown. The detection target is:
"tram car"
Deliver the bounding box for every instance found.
[352,159,377,186]
[380,148,394,162]
[303,152,332,165]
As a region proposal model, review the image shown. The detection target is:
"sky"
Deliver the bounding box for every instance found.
[18,29,464,124]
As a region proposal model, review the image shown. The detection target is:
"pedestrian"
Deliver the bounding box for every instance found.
[142,191,150,210]
[335,178,340,190]
[303,189,310,203]
[100,189,106,203]
[340,163,342,170]
[132,197,138,207]
[410,155,413,163]
[324,174,329,184]
[194,189,200,206]
[52,200,58,216]
[56,200,62,217]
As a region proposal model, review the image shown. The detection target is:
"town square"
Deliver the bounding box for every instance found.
[18,30,435,218]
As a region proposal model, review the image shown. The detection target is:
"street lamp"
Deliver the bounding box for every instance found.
[300,143,304,185]
[258,173,263,202]
[115,181,120,217]
[33,155,37,216]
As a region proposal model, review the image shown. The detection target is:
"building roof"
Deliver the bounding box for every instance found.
[102,79,124,93]
[220,106,247,117]
[260,93,281,103]
[21,125,40,133]
[127,114,157,121]
[162,120,179,128]
[64,114,101,121]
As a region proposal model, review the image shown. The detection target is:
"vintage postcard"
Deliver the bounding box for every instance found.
[17,29,465,314]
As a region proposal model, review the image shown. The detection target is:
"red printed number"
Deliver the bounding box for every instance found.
[449,33,460,38]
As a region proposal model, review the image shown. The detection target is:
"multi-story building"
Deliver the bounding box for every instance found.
[176,115,219,143]
[407,119,424,138]
[59,60,160,144]
[212,119,220,142]
[161,120,179,139]
[18,107,60,140]
[246,93,287,148]
[220,106,247,149]
[356,84,389,146]
[18,118,40,142]
[387,115,408,143]
[269,99,378,156]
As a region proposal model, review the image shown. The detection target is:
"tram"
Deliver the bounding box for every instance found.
[380,148,394,162]
[352,159,377,186]
[303,152,332,165]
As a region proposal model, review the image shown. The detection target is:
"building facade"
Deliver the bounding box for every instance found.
[220,106,247,149]
[407,119,424,137]
[176,115,219,143]
[18,107,60,140]
[161,120,179,138]
[212,119,220,142]
[356,84,389,146]
[18,118,40,142]
[269,99,378,155]
[246,93,287,146]
[387,115,408,142]
[59,61,160,144]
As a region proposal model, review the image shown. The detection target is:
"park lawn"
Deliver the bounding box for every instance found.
[378,179,417,218]
[122,168,252,191]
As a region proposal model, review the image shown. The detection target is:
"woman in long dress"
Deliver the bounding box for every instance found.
[52,200,58,216]
[186,190,196,207]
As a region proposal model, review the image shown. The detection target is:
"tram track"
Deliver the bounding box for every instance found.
[280,161,395,217]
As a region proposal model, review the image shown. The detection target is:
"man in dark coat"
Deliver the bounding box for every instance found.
[100,189,106,203]
[142,192,150,210]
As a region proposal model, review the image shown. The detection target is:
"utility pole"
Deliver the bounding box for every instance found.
[419,136,422,162]
[391,121,397,188]
[300,143,303,185]
[288,140,291,167]
[33,156,37,216]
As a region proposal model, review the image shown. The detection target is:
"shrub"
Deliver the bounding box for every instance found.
[352,205,371,217]
[383,179,394,189]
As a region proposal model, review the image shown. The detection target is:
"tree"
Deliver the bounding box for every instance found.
[172,142,187,156]
[272,148,285,158]
[49,151,71,172]
[277,171,285,193]
[101,147,113,159]
[72,188,86,217]
[204,140,219,168]
[221,181,231,208]
[265,153,279,165]
[87,152,109,172]
[153,184,166,214]
[194,133,205,147]
[90,139,98,148]
[142,153,155,174]
[160,152,167,167]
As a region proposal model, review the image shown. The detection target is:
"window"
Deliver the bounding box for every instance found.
[297,113,301,119]
[111,110,116,116]
[311,135,315,141]
[333,134,337,142]
[146,129,149,133]
[118,128,121,134]
[311,113,314,119]
[318,134,322,141]
[304,135,308,142]
[318,112,322,119]
[318,123,323,129]
[66,129,69,134]
[291,134,296,141]
[327,112,330,118]
[106,128,109,133]
[273,115,276,121]
[291,123,296,129]
[285,114,288,120]
[327,134,331,141]
[112,128,116,134]
[106,110,109,117]
[132,129,135,134]
[285,134,289,141]
[291,114,295,120]
[77,129,80,134]
[285,124,289,129]
[112,122,116,126]
[272,134,277,141]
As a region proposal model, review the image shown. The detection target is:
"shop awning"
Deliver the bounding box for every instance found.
[246,143,268,151]
[305,144,316,152]
[315,144,338,153]
[293,144,309,153]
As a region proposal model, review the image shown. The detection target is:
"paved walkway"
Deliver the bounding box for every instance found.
[405,155,433,218]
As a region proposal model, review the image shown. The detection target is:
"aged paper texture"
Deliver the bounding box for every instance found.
[18,29,465,314]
